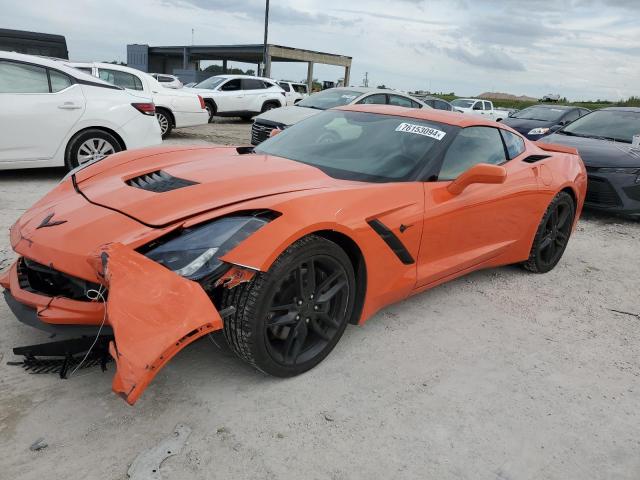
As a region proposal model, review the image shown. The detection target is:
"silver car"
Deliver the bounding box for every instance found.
[251,87,427,145]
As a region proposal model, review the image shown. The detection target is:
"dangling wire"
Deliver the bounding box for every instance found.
[68,285,108,377]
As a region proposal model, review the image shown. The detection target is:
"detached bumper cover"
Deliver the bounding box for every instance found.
[95,243,223,405]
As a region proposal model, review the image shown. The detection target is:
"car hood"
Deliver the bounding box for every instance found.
[74,146,336,227]
[501,117,553,133]
[254,105,320,126]
[544,133,640,168]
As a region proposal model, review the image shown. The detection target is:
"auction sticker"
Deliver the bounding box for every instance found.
[395,122,446,140]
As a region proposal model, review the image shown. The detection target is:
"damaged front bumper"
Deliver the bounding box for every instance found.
[2,243,228,405]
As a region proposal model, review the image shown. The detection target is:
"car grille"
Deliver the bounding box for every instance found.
[586,176,622,207]
[17,257,103,301]
[251,120,285,145]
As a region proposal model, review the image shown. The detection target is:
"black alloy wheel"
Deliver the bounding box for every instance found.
[524,191,575,273]
[221,235,356,376]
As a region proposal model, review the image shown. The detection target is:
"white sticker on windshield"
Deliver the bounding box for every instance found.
[395,123,446,140]
[341,95,357,100]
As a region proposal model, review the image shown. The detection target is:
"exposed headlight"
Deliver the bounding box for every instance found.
[144,215,270,280]
[596,167,640,174]
[528,127,550,135]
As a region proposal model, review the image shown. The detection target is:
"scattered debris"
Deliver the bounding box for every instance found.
[29,438,47,451]
[608,309,640,319]
[323,413,335,422]
[127,423,191,480]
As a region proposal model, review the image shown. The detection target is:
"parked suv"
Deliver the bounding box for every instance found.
[150,73,182,89]
[67,62,209,138]
[278,80,309,106]
[184,75,286,121]
[0,51,161,171]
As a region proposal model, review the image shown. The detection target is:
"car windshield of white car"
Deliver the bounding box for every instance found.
[297,90,363,110]
[254,110,454,182]
[451,99,474,108]
[560,110,640,143]
[512,106,566,122]
[195,76,225,89]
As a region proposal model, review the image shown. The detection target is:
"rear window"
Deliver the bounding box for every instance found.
[0,60,49,93]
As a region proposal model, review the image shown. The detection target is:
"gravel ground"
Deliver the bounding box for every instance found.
[1,121,639,480]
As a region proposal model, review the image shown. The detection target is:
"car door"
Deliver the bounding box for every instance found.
[416,126,541,287]
[0,60,85,164]
[278,82,295,106]
[214,78,243,113]
[242,78,271,112]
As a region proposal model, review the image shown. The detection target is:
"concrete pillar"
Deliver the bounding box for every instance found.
[343,65,351,87]
[307,62,314,92]
[264,52,272,78]
[222,59,227,74]
[182,47,189,70]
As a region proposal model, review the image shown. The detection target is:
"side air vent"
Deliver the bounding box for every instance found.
[367,219,415,265]
[126,170,199,193]
[522,154,551,163]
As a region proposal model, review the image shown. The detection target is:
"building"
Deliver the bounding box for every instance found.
[0,28,68,59]
[127,43,352,90]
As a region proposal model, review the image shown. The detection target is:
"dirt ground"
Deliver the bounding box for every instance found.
[1,121,639,480]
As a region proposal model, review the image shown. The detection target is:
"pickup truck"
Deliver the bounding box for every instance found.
[449,98,510,121]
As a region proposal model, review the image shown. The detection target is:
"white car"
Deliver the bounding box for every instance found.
[67,62,209,138]
[449,98,510,122]
[0,51,162,171]
[277,80,309,106]
[150,73,183,89]
[251,87,427,145]
[184,75,286,122]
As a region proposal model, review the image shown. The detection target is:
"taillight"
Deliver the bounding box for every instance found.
[131,102,156,116]
[197,95,206,110]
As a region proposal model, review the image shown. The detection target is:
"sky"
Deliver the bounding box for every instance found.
[2,0,639,100]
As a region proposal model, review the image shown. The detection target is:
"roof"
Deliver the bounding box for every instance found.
[601,107,640,112]
[336,104,507,128]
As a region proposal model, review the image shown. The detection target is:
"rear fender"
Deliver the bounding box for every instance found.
[93,243,223,405]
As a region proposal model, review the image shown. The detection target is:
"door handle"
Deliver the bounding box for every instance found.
[58,102,81,110]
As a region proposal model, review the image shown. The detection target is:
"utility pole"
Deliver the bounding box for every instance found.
[191,28,194,45]
[363,72,368,87]
[262,0,270,77]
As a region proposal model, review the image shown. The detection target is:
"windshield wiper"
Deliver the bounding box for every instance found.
[298,105,324,110]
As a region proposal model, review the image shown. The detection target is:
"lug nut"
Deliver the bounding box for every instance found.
[310,294,314,299]
[296,315,300,320]
[314,305,319,311]
[305,318,310,323]
[297,300,303,306]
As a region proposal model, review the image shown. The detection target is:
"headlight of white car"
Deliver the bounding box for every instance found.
[528,127,550,135]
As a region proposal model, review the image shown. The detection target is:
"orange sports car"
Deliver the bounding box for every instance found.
[1,105,586,405]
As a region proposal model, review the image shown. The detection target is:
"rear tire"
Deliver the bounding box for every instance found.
[65,129,122,171]
[156,108,173,138]
[204,101,216,123]
[261,101,280,113]
[220,235,355,377]
[523,191,575,273]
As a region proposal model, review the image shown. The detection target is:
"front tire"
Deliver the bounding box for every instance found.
[523,191,575,273]
[65,129,122,171]
[221,235,356,377]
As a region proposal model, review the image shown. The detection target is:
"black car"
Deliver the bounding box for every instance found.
[501,104,590,140]
[544,107,640,216]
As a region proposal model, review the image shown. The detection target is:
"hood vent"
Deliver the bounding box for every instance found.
[126,170,199,193]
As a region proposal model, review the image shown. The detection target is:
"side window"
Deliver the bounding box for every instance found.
[220,78,241,91]
[388,95,413,108]
[357,93,386,105]
[472,101,483,111]
[278,82,291,92]
[562,110,580,124]
[157,75,172,83]
[439,127,507,180]
[49,70,73,92]
[410,100,422,108]
[434,100,451,111]
[75,67,93,74]
[293,84,308,94]
[98,69,143,90]
[579,109,590,117]
[0,60,49,93]
[500,130,525,159]
[242,79,266,90]
[483,101,492,110]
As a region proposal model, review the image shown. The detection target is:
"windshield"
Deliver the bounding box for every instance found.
[195,76,226,90]
[296,89,363,110]
[560,110,640,143]
[451,99,474,108]
[512,106,567,121]
[254,110,453,182]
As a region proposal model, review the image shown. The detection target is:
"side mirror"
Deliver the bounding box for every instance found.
[550,124,563,132]
[447,163,507,195]
[508,111,514,117]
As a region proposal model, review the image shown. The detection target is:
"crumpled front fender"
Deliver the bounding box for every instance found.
[94,243,223,405]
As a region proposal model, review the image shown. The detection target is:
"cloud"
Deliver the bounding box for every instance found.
[410,41,526,72]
